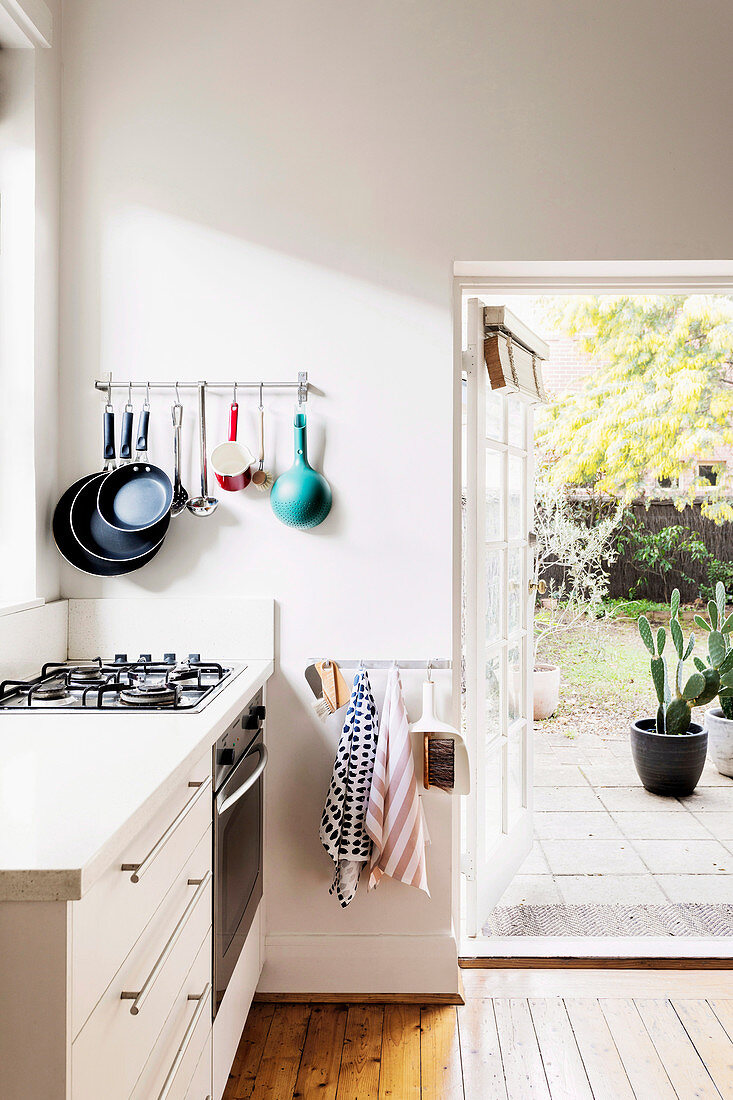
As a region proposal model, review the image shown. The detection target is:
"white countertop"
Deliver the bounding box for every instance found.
[0,659,273,902]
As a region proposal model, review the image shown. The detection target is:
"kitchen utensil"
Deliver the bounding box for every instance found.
[411,673,470,795]
[53,406,164,576]
[97,394,173,532]
[211,389,255,492]
[70,405,169,562]
[423,738,455,791]
[187,382,219,516]
[270,409,331,529]
[171,392,188,515]
[312,659,350,721]
[252,383,274,492]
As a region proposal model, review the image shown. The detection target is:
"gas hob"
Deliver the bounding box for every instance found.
[0,655,246,712]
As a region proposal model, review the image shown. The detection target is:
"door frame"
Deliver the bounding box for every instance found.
[452,261,733,960]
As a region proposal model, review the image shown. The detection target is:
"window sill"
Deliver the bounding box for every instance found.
[0,598,44,618]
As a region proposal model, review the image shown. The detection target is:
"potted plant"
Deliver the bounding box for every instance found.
[634,588,712,796]
[694,582,733,777]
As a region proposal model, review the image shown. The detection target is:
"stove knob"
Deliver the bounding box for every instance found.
[188,653,201,665]
[217,747,235,766]
[163,653,176,664]
[254,705,267,721]
[242,713,259,730]
[139,653,152,663]
[114,653,128,664]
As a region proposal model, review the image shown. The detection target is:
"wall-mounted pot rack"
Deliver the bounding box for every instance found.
[94,370,310,404]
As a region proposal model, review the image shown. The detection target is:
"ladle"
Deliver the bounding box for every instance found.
[187,382,219,516]
[171,387,189,515]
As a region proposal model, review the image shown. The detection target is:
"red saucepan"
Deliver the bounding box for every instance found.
[211,400,255,492]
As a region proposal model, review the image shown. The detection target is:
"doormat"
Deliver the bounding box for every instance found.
[484,903,733,937]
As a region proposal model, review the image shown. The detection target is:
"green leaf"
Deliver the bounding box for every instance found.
[719,649,733,675]
[721,612,733,634]
[721,671,733,688]
[708,601,719,630]
[638,615,655,655]
[684,634,695,660]
[717,581,726,619]
[719,687,733,698]
[656,627,666,656]
[696,668,721,706]
[695,615,712,632]
[682,672,705,701]
[670,619,683,658]
[670,589,680,619]
[694,656,707,672]
[709,630,727,668]
[650,656,666,706]
[665,696,691,735]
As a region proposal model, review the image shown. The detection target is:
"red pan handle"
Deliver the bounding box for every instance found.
[229,402,239,443]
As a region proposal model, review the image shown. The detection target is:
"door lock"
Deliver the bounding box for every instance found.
[529,579,547,595]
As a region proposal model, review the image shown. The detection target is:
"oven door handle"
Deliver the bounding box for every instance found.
[216,743,268,816]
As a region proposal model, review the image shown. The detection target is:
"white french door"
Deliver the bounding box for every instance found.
[462,297,536,939]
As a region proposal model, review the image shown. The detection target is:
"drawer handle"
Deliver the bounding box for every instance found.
[157,983,212,1100]
[122,776,212,883]
[121,870,212,1015]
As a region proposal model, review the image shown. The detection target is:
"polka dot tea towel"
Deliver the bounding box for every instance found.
[319,668,379,907]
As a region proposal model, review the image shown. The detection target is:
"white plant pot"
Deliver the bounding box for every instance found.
[704,706,733,777]
[533,662,561,720]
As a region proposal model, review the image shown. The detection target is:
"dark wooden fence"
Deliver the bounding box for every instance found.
[540,500,733,604]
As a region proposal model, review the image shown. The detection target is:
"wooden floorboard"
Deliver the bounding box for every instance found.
[226,984,733,1099]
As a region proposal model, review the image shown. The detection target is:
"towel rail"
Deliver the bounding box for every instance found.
[308,659,452,670]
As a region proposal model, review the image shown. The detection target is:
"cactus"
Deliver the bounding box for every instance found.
[638,587,709,735]
[695,581,733,718]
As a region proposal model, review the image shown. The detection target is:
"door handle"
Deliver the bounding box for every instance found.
[529,580,546,595]
[216,744,268,816]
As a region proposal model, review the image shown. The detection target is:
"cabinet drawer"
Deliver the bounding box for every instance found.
[72,750,211,1037]
[185,1032,212,1100]
[130,934,212,1100]
[72,828,212,1100]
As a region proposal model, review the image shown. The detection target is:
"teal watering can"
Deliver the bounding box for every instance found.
[271,411,332,529]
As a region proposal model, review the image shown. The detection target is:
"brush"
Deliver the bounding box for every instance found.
[311,659,350,721]
[252,386,274,492]
[423,736,455,791]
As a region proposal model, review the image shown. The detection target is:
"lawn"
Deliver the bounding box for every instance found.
[536,601,701,739]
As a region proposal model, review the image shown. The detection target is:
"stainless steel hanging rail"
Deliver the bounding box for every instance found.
[307,659,452,670]
[95,371,309,403]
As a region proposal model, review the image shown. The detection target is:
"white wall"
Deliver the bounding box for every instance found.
[58,0,733,990]
[0,0,61,603]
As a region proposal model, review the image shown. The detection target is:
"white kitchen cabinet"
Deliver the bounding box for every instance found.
[71,752,212,1038]
[0,749,218,1100]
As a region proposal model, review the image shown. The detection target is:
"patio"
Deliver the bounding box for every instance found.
[494,723,733,928]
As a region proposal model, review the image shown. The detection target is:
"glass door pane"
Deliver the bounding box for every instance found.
[463,297,535,939]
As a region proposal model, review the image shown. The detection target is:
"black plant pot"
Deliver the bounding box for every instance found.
[630,718,707,797]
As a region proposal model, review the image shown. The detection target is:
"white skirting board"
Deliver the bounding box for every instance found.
[67,598,274,661]
[258,933,460,996]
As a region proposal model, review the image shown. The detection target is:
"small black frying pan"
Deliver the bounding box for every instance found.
[70,408,169,562]
[52,408,165,576]
[97,405,173,532]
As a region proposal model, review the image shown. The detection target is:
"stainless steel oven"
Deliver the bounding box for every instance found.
[213,690,267,1015]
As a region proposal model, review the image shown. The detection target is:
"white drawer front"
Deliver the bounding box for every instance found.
[71,829,212,1100]
[184,1026,212,1100]
[72,750,211,1037]
[130,934,212,1100]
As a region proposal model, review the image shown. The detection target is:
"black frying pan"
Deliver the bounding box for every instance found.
[70,408,169,562]
[97,406,173,532]
[52,408,165,576]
